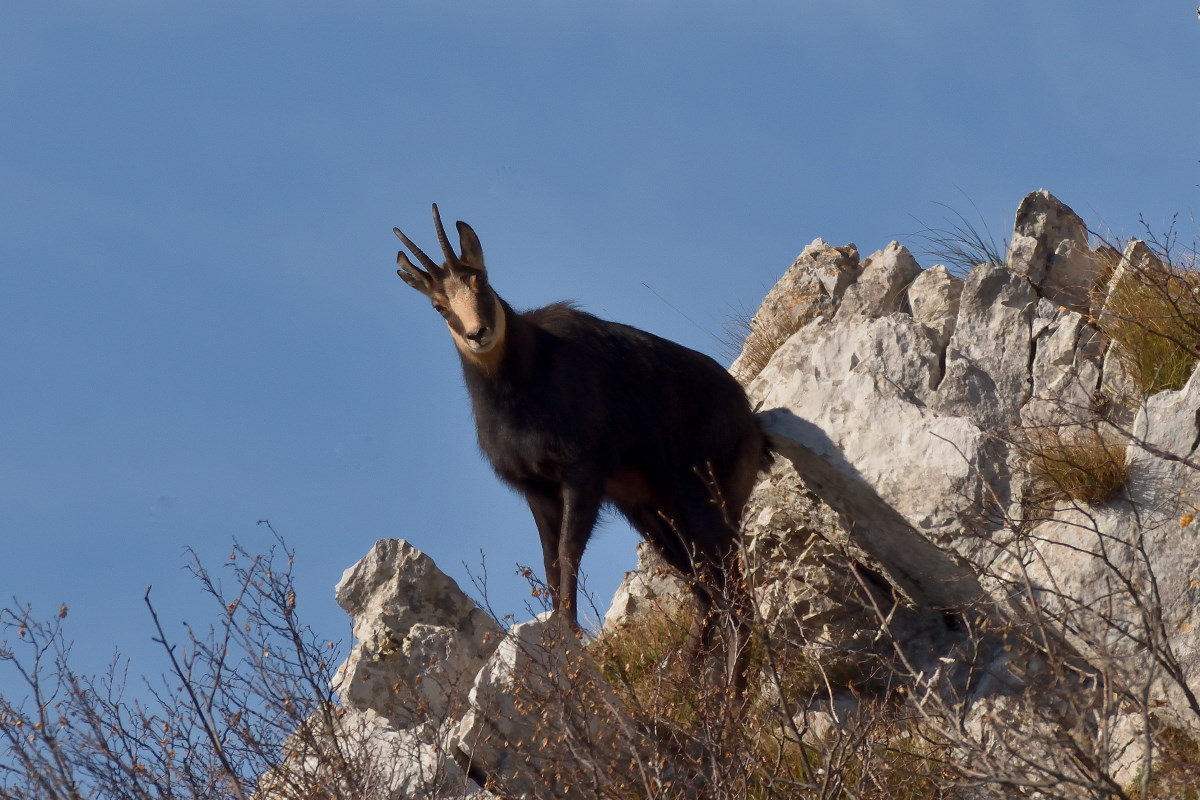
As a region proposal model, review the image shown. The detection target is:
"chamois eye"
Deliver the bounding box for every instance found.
[433,303,448,317]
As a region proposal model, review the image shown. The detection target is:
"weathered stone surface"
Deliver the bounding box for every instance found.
[1020,298,1105,429]
[256,710,493,800]
[932,261,1038,429]
[800,238,863,304]
[601,541,689,632]
[731,239,860,382]
[837,241,923,319]
[1007,189,1100,313]
[453,615,658,800]
[959,692,1148,791]
[739,451,990,698]
[1102,238,1166,309]
[334,538,503,727]
[907,263,963,346]
[746,310,987,550]
[330,539,503,799]
[758,412,984,610]
[1134,363,1200,460]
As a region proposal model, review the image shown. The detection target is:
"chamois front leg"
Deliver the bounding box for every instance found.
[523,482,601,630]
[555,481,602,629]
[524,489,565,615]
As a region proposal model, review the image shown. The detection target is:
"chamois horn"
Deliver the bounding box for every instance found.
[431,203,466,277]
[393,223,442,283]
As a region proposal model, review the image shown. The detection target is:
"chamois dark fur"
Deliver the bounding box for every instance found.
[393,205,767,675]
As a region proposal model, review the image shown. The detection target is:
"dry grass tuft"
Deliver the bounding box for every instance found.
[908,195,1008,277]
[1096,241,1200,397]
[588,604,697,719]
[1021,424,1131,508]
[588,602,965,800]
[726,310,806,384]
[1130,723,1200,799]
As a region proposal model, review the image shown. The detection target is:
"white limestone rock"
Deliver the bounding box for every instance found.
[747,308,988,554]
[1007,189,1100,313]
[731,238,860,382]
[453,615,665,800]
[331,539,503,799]
[601,541,689,632]
[837,241,923,319]
[907,263,963,347]
[1021,297,1105,428]
[932,261,1038,429]
[334,538,503,726]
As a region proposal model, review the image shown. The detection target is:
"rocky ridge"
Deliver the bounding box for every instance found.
[268,191,1200,798]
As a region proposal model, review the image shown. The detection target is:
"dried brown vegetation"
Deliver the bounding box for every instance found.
[727,305,809,383]
[0,528,395,800]
[1094,227,1200,398]
[1018,422,1131,509]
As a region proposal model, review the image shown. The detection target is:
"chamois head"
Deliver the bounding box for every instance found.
[394,205,506,362]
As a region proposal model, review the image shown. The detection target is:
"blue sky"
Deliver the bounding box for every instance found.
[2,2,1197,694]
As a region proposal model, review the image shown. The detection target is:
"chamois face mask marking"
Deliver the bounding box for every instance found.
[444,282,503,354]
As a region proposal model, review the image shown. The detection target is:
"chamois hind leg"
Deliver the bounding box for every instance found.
[632,508,722,658]
[715,556,753,694]
[702,452,760,693]
[627,490,751,691]
[671,503,753,693]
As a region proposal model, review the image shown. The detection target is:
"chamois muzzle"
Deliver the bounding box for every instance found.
[463,325,492,347]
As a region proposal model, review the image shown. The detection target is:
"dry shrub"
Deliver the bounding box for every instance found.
[0,528,395,800]
[587,598,971,800]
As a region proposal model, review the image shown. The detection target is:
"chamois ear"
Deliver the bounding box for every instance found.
[456,221,485,274]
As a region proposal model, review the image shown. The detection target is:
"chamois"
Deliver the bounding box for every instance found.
[393,205,766,676]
